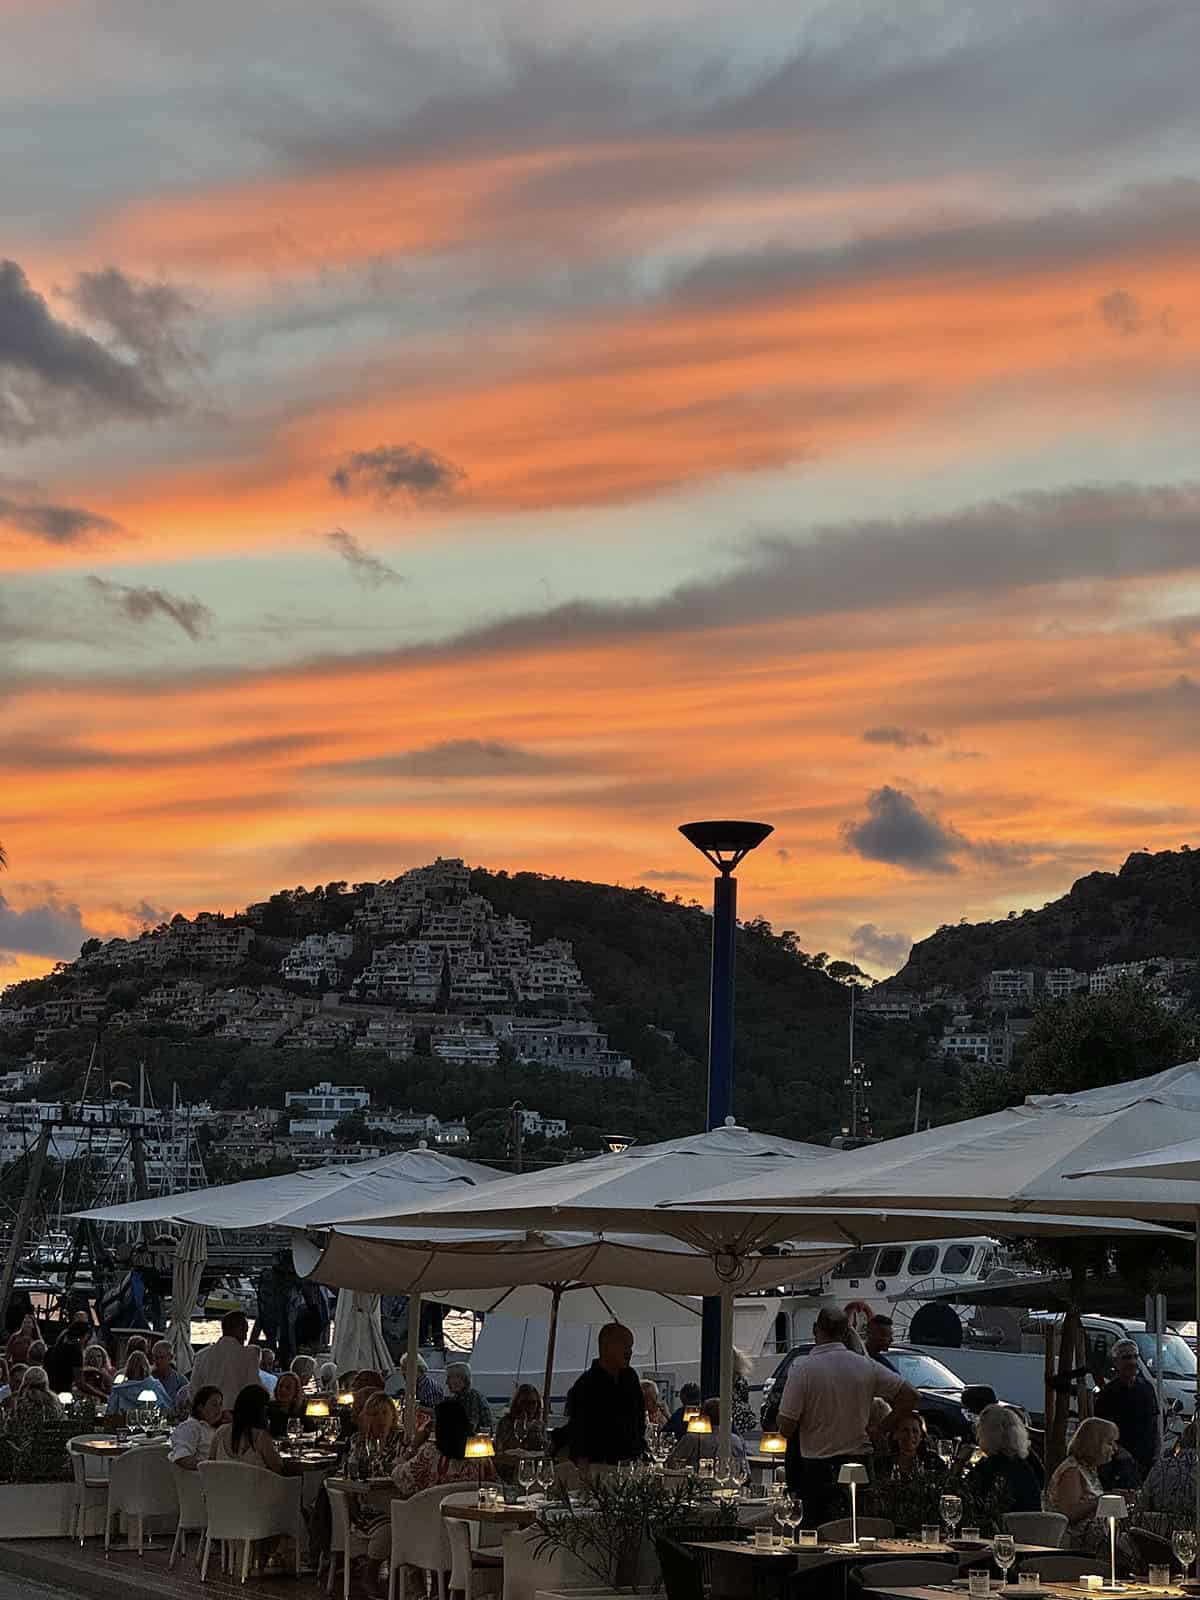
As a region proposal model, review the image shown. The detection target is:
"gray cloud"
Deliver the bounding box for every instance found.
[4,732,314,772]
[325,527,403,587]
[842,786,967,875]
[330,443,466,501]
[86,576,213,641]
[71,267,195,379]
[849,922,912,971]
[0,888,99,958]
[861,726,938,749]
[0,492,124,545]
[0,259,174,438]
[332,739,557,779]
[637,869,708,884]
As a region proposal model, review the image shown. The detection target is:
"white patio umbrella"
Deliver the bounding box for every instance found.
[293,1221,845,1414]
[166,1223,207,1375]
[325,1116,1180,1462]
[331,1289,394,1376]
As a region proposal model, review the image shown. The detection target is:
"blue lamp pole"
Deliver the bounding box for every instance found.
[679,819,773,1402]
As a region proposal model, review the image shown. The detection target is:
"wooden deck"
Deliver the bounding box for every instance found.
[0,1538,334,1600]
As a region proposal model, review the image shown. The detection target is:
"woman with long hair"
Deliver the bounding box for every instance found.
[496,1384,544,1480]
[76,1343,113,1402]
[267,1371,305,1437]
[1046,1417,1120,1553]
[13,1365,64,1424]
[210,1383,285,1472]
[105,1349,172,1414]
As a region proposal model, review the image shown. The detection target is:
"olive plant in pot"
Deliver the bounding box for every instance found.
[532,1473,714,1592]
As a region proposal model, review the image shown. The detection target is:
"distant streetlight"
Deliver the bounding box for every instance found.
[604,1134,635,1155]
[678,818,773,1399]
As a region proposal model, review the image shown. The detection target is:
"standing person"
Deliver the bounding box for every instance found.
[563,1322,647,1470]
[150,1340,189,1406]
[777,1307,917,1524]
[864,1316,898,1372]
[6,1315,40,1365]
[730,1350,757,1437]
[1095,1340,1160,1482]
[190,1312,262,1416]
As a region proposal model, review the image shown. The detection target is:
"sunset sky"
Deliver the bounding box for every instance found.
[4,0,1200,985]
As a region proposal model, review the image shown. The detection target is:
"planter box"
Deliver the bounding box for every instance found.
[0,1482,79,1539]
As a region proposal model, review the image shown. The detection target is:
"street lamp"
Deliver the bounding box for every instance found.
[678,818,773,1400]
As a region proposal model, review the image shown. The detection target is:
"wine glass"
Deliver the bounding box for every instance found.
[1172,1528,1197,1578]
[937,1438,955,1468]
[777,1499,797,1547]
[731,1456,751,1497]
[287,1418,303,1446]
[788,1497,805,1547]
[993,1533,1016,1586]
[518,1458,536,1500]
[714,1456,732,1495]
[940,1493,962,1543]
[773,1497,790,1548]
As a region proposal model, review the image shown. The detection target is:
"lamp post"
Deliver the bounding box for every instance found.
[678,819,773,1403]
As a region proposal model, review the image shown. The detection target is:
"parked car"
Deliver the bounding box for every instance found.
[759,1341,986,1439]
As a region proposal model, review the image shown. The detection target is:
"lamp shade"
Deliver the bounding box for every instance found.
[682,1407,700,1422]
[687,1415,713,1434]
[837,1461,869,1486]
[465,1435,495,1460]
[137,1389,159,1403]
[306,1399,330,1418]
[758,1432,787,1454]
[678,820,774,873]
[1096,1495,1127,1521]
[337,1391,355,1406]
[57,1391,74,1405]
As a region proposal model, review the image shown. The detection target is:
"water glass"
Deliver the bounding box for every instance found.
[922,1524,941,1547]
[732,1456,751,1496]
[1174,1529,1198,1576]
[993,1533,1016,1585]
[940,1493,963,1542]
[1149,1565,1171,1589]
[798,1530,818,1548]
[961,1526,981,1542]
[754,1527,773,1551]
[1017,1572,1040,1590]
[968,1569,991,1598]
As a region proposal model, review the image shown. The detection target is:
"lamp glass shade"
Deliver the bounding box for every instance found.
[836,1462,869,1486]
[465,1435,495,1460]
[337,1391,355,1406]
[306,1399,330,1418]
[137,1389,159,1403]
[687,1415,713,1434]
[682,1407,700,1422]
[57,1392,73,1404]
[1096,1495,1127,1521]
[758,1432,787,1454]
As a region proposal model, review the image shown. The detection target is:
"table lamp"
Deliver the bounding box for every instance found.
[687,1415,713,1434]
[306,1397,331,1441]
[57,1392,73,1407]
[758,1432,787,1455]
[337,1390,355,1407]
[836,1462,869,1547]
[1096,1495,1126,1589]
[682,1407,700,1424]
[465,1434,495,1490]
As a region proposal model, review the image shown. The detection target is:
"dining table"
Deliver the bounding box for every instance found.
[72,1433,169,1458]
[864,1584,1188,1600]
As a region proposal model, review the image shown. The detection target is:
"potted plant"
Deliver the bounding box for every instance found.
[532,1472,708,1593]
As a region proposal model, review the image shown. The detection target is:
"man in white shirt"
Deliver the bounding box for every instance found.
[189,1312,263,1419]
[778,1307,918,1524]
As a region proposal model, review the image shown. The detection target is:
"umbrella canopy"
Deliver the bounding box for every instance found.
[331,1289,393,1375]
[1066,1133,1200,1184]
[70,1145,502,1229]
[669,1064,1200,1224]
[166,1223,207,1375]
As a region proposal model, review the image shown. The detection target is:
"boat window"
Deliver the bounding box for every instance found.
[907,1246,938,1275]
[875,1248,905,1277]
[940,1244,975,1274]
[833,1249,878,1278]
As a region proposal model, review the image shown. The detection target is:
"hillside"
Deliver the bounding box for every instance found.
[0,863,954,1146]
[897,847,1200,994]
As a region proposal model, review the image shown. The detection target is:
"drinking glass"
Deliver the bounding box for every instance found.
[778,1500,798,1546]
[714,1456,732,1494]
[537,1457,555,1496]
[771,1465,787,1499]
[1172,1528,1197,1577]
[968,1569,991,1599]
[773,1500,789,1548]
[937,1438,955,1467]
[287,1418,303,1446]
[994,1533,1016,1585]
[517,1459,536,1499]
[788,1498,805,1547]
[732,1457,751,1497]
[940,1493,962,1542]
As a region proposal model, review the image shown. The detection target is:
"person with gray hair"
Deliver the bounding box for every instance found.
[445,1360,492,1433]
[399,1352,445,1410]
[289,1354,317,1388]
[965,1403,1042,1512]
[1095,1337,1160,1481]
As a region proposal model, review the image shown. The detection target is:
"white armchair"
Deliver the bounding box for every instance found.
[170,1462,208,1568]
[197,1460,303,1584]
[105,1443,177,1556]
[386,1483,466,1600]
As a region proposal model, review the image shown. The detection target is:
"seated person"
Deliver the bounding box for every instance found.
[876,1411,947,1479]
[966,1403,1041,1513]
[170,1385,224,1469]
[1138,1422,1197,1525]
[665,1398,747,1468]
[495,1383,545,1481]
[664,1382,701,1443]
[267,1371,306,1437]
[106,1350,173,1415]
[364,1400,494,1577]
[445,1362,492,1435]
[1045,1417,1120,1553]
[641,1380,670,1429]
[210,1383,286,1472]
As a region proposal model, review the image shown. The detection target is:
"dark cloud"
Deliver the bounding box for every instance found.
[86,576,213,641]
[4,732,314,772]
[0,492,124,545]
[848,922,912,971]
[861,726,938,749]
[331,739,557,779]
[70,267,195,379]
[0,888,99,958]
[325,527,403,587]
[330,443,466,501]
[637,869,708,884]
[842,786,967,875]
[0,259,175,438]
[115,900,172,929]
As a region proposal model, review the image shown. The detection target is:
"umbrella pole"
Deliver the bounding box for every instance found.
[718,1286,734,1468]
[404,1291,422,1445]
[542,1286,562,1426]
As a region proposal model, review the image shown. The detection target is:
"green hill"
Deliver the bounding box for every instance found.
[3,865,955,1148]
[896,846,1200,994]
